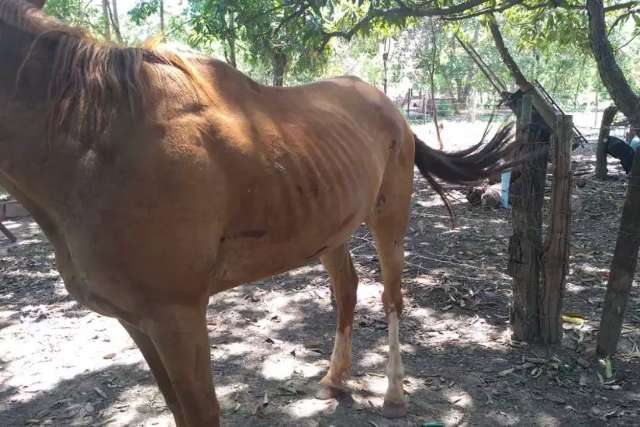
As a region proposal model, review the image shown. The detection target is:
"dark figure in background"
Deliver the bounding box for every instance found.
[606,136,634,174]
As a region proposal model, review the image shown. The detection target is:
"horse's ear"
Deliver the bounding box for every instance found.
[26,0,46,9]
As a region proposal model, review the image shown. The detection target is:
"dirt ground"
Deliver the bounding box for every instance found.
[1,125,639,426]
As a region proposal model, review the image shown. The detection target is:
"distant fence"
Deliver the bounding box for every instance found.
[394,95,511,124]
[392,92,622,147]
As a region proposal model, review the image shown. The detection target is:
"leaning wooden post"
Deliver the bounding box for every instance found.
[595,105,617,180]
[508,94,548,342]
[541,114,573,344]
[597,155,640,355]
[0,222,16,242]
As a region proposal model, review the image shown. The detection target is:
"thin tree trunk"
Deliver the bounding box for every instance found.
[596,105,618,180]
[102,0,111,41]
[423,93,427,124]
[587,0,640,355]
[159,0,165,33]
[429,19,443,150]
[271,52,287,86]
[382,38,391,94]
[106,0,122,42]
[227,39,237,69]
[574,58,587,109]
[458,25,480,109]
[227,12,237,68]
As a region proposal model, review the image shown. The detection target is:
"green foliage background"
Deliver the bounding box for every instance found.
[44,0,640,108]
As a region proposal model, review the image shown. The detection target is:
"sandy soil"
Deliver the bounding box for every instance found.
[1,120,639,426]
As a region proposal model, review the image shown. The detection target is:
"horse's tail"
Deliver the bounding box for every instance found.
[413,123,514,221]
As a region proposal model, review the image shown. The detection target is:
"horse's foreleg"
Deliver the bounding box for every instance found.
[139,301,220,427]
[316,243,359,399]
[120,320,186,426]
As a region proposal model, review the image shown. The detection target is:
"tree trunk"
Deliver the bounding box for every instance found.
[459,26,480,109]
[587,0,640,356]
[271,52,287,86]
[109,0,122,42]
[508,94,548,342]
[430,82,443,149]
[429,19,443,150]
[159,0,165,33]
[458,84,471,108]
[596,105,618,180]
[597,160,640,355]
[227,39,237,69]
[540,114,573,344]
[102,0,111,41]
[587,0,640,130]
[573,58,587,110]
[423,93,427,124]
[382,38,391,94]
[227,13,237,68]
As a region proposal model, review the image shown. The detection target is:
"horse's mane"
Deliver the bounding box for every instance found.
[0,0,207,141]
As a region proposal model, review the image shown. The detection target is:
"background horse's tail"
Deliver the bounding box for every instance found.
[413,123,514,220]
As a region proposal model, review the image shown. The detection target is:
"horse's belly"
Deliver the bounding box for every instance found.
[215,211,363,286]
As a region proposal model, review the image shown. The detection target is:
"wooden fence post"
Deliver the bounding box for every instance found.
[541,114,573,344]
[508,94,549,342]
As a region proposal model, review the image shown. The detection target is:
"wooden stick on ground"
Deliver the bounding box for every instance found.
[0,222,17,243]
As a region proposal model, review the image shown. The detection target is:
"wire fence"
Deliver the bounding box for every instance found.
[396,97,633,147]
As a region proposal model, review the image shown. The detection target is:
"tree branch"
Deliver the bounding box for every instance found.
[608,7,640,34]
[278,0,640,51]
[320,0,511,45]
[487,14,531,91]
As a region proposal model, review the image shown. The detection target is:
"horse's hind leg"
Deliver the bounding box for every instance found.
[120,321,186,426]
[317,243,359,399]
[367,153,413,418]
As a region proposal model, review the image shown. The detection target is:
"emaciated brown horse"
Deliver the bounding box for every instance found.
[0,0,514,424]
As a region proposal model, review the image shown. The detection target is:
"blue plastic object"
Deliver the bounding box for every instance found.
[501,171,511,208]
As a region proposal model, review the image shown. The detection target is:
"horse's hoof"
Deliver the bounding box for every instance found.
[382,399,408,418]
[315,384,345,400]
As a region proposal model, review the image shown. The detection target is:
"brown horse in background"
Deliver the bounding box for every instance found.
[0,0,514,425]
